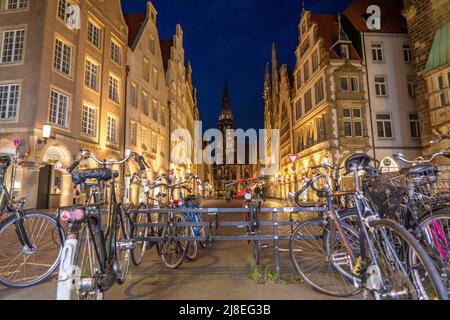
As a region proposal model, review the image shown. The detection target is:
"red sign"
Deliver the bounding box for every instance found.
[288,155,299,165]
[13,137,20,147]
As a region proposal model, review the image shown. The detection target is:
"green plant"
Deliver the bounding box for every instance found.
[266,271,279,282]
[249,268,262,282]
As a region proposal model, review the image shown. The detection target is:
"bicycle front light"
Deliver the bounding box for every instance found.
[245,193,252,201]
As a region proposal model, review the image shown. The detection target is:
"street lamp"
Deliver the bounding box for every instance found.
[37,125,52,145]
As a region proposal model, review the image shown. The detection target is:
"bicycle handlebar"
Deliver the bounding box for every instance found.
[394,151,450,165]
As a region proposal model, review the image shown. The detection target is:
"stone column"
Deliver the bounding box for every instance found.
[60,172,73,207]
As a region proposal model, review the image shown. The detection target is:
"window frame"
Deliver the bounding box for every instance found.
[340,76,349,92]
[409,113,420,139]
[403,43,412,63]
[110,39,122,66]
[81,104,97,137]
[130,82,138,108]
[343,108,363,138]
[87,18,103,50]
[0,28,25,64]
[304,90,312,113]
[84,56,100,92]
[5,0,28,11]
[48,88,70,128]
[374,76,388,97]
[371,42,384,62]
[350,76,359,92]
[106,114,118,144]
[0,82,20,121]
[340,45,349,60]
[108,74,120,104]
[130,121,137,146]
[407,76,415,98]
[376,113,394,139]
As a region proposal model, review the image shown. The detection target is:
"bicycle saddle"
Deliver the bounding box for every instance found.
[71,168,114,185]
[345,153,373,172]
[408,164,439,176]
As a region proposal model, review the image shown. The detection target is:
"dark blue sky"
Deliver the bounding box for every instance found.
[121,0,351,130]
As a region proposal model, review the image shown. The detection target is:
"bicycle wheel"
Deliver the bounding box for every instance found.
[160,213,188,269]
[115,209,131,285]
[416,209,450,293]
[130,203,150,266]
[186,225,198,261]
[290,217,362,297]
[71,220,103,300]
[369,219,448,300]
[0,212,64,288]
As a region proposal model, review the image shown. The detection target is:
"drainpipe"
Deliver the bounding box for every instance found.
[361,32,377,161]
[122,65,130,201]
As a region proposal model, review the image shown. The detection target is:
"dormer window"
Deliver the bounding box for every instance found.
[340,45,349,59]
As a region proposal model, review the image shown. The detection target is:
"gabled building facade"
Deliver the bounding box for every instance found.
[160,24,200,182]
[291,11,370,195]
[124,1,170,203]
[344,0,421,170]
[0,0,128,208]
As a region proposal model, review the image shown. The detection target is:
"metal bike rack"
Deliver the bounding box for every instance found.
[127,206,327,275]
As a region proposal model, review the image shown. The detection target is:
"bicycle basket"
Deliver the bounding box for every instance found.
[365,172,407,217]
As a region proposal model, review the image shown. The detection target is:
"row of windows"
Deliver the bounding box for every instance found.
[371,42,412,64]
[295,50,319,90]
[341,109,419,140]
[294,77,325,120]
[129,121,160,154]
[0,81,120,143]
[293,110,420,153]
[130,83,166,126]
[143,57,159,89]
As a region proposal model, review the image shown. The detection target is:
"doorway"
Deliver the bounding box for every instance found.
[37,165,51,210]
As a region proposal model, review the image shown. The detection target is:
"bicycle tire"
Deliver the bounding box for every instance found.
[185,225,198,261]
[160,212,188,269]
[0,212,64,288]
[335,210,449,300]
[416,208,450,293]
[369,219,448,300]
[290,217,362,297]
[57,218,104,300]
[130,203,150,266]
[115,208,131,285]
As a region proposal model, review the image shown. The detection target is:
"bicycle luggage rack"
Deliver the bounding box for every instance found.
[127,206,327,276]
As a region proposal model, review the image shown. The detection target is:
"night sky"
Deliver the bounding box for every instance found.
[121,0,352,131]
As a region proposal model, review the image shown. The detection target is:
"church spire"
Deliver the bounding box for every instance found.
[221,78,232,112]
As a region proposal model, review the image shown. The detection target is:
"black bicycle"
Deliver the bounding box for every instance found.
[0,152,64,288]
[289,154,448,300]
[56,150,146,300]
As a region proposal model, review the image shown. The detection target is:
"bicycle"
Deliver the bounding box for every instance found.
[56,150,145,300]
[226,177,264,265]
[0,150,64,288]
[289,154,448,300]
[127,163,163,266]
[179,189,206,261]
